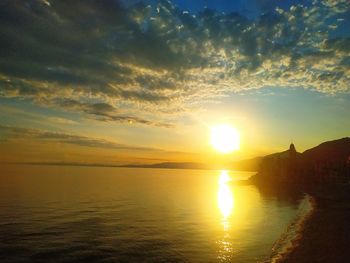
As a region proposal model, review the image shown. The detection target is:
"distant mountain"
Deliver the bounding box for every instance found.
[122,138,350,173]
[125,159,264,171]
[231,156,264,171]
[122,153,291,172]
[301,137,350,163]
[121,162,211,170]
[232,147,302,172]
[250,137,350,185]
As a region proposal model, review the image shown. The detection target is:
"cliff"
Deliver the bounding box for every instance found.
[252,138,350,185]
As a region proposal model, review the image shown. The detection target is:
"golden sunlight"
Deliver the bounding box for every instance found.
[211,124,240,154]
[218,171,234,220]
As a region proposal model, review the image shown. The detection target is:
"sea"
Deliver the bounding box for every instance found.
[0,165,313,263]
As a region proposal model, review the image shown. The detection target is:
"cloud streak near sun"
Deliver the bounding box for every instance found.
[0,0,349,126]
[0,125,165,152]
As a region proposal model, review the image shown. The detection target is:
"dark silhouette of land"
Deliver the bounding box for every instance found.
[122,138,350,180]
[249,138,350,263]
[250,137,350,185]
[121,157,263,171]
[283,184,350,263]
[121,162,211,170]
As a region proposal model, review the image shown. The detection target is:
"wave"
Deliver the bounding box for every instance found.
[262,194,316,263]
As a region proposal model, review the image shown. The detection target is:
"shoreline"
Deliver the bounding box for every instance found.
[268,194,316,263]
[282,184,350,263]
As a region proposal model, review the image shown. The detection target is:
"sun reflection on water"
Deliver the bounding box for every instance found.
[217,170,235,261]
[218,170,234,226]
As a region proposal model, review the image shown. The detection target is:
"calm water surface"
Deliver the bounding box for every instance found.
[0,165,305,262]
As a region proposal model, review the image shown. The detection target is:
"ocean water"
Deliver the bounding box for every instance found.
[0,165,309,263]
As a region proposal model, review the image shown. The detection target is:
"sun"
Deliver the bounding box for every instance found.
[211,124,240,154]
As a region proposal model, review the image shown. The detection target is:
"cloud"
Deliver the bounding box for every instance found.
[47,117,78,125]
[0,0,349,123]
[0,125,163,151]
[52,98,174,127]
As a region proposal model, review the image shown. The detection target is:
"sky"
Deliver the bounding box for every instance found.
[0,0,349,166]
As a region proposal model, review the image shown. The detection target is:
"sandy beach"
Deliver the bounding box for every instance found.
[283,184,350,263]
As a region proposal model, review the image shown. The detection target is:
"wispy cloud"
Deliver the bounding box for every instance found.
[52,98,174,127]
[47,116,78,125]
[0,0,349,124]
[0,125,164,151]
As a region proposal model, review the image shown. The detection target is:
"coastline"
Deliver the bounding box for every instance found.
[282,184,350,263]
[267,194,315,263]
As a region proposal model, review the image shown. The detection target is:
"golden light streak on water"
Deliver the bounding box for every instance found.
[217,170,235,261]
[218,170,234,225]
